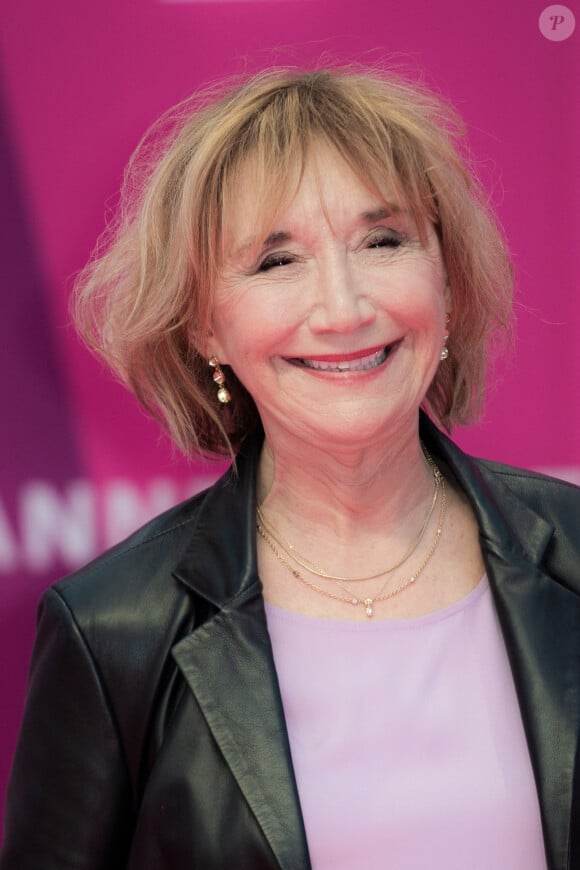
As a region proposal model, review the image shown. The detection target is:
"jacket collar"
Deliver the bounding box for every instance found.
[419,414,554,563]
[173,416,580,870]
[173,429,263,607]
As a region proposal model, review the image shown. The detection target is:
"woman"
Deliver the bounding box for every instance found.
[2,67,580,870]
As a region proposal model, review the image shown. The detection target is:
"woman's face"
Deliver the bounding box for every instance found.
[207,145,449,454]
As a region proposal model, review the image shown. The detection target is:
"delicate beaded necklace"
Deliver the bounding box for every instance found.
[256,452,447,618]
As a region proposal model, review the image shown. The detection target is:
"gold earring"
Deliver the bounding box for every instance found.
[208,357,231,404]
[440,314,450,361]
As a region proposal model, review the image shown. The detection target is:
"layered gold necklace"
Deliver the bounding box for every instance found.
[256,451,446,618]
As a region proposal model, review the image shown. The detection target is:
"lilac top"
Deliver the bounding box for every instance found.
[264,576,547,870]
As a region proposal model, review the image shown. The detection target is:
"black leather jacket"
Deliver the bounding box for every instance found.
[2,415,580,869]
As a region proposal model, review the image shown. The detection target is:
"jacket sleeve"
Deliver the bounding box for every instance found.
[0,588,134,869]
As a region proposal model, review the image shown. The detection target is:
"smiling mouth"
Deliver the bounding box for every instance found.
[289,341,401,373]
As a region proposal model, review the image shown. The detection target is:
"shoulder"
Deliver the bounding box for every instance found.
[423,415,580,584]
[48,462,241,655]
[54,486,209,617]
[466,456,580,587]
[29,472,236,751]
[474,456,580,529]
[424,413,580,531]
[45,428,264,647]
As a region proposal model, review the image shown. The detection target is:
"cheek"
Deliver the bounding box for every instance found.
[208,309,272,370]
[394,289,445,331]
[206,293,249,363]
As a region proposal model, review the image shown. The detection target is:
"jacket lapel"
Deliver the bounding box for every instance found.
[426,418,580,870]
[172,583,311,870]
[484,545,580,870]
[171,434,311,870]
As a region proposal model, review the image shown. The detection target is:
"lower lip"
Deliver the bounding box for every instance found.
[286,341,402,377]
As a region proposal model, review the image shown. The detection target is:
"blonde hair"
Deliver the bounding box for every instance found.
[73,66,513,457]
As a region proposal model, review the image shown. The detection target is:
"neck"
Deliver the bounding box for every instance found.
[256,415,435,543]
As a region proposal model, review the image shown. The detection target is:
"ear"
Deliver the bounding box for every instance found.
[189,322,229,365]
[204,329,229,366]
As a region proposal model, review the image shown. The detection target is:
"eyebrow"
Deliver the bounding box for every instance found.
[233,206,404,259]
[261,208,403,245]
[361,206,402,222]
[262,230,292,248]
[231,230,290,260]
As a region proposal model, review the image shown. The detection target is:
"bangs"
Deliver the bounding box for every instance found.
[215,80,441,269]
[219,143,307,270]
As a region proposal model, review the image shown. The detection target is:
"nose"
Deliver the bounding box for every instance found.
[307,256,375,334]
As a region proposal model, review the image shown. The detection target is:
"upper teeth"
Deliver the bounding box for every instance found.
[301,348,387,372]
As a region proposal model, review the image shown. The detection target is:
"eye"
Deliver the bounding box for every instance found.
[366,230,405,249]
[257,253,295,272]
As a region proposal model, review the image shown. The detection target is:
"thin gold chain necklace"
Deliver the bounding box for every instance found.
[256,448,441,584]
[257,468,447,618]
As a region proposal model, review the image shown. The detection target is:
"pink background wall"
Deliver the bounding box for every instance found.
[1,0,578,833]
